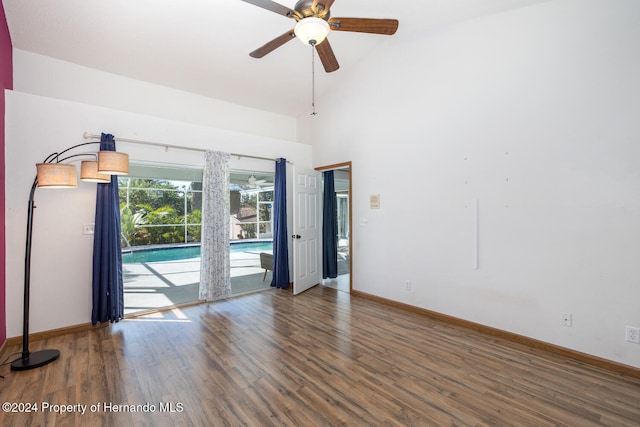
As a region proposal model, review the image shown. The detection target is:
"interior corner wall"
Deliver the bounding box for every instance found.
[0,2,13,346]
[301,0,640,368]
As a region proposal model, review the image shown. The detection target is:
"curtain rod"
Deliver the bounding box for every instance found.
[83,132,291,164]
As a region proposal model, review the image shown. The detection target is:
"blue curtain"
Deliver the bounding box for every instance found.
[271,158,290,288]
[91,133,124,324]
[322,170,338,279]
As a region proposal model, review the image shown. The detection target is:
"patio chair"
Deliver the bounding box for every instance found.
[260,252,273,281]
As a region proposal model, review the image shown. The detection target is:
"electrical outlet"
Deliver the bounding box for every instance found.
[82,223,95,235]
[560,312,572,327]
[404,280,411,291]
[625,326,640,344]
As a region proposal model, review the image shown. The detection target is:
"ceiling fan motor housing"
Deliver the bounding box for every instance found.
[293,1,332,46]
[294,0,331,20]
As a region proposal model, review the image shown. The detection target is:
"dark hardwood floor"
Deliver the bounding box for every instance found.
[1,286,639,426]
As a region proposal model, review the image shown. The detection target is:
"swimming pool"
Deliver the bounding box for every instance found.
[122,241,273,263]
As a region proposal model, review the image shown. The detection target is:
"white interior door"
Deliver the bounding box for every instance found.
[292,167,321,295]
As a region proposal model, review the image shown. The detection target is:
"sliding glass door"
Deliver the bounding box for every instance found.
[118,165,276,315]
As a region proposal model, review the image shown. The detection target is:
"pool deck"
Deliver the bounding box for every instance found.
[123,249,272,315]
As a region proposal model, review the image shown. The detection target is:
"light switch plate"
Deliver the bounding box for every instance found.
[370,194,380,209]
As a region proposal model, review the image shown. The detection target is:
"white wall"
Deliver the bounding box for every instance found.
[13,49,297,142]
[301,0,640,367]
[5,89,310,337]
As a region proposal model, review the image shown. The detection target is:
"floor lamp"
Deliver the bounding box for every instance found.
[10,141,128,371]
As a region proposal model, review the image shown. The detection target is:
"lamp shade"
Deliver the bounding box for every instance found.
[80,160,111,183]
[36,163,78,188]
[98,151,129,175]
[294,17,330,46]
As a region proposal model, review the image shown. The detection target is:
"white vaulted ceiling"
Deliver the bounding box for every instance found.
[3,0,551,117]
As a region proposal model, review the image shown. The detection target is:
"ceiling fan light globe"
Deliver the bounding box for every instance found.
[294,17,330,46]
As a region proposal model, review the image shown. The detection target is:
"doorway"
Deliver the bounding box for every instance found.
[316,162,352,294]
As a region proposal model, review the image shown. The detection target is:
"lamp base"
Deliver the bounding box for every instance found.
[10,349,60,371]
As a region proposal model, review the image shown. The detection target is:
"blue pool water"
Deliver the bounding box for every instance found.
[122,241,272,263]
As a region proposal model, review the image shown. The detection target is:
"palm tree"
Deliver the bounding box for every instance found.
[120,204,149,247]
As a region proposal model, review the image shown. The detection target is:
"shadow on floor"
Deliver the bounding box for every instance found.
[124,261,272,315]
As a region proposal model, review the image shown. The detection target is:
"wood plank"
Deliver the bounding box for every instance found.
[1,286,639,426]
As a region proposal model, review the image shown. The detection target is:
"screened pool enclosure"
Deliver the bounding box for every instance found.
[118,164,275,314]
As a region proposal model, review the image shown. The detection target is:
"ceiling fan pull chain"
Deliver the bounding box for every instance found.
[311,41,318,116]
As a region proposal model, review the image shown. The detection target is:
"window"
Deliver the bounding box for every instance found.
[337,192,349,240]
[119,166,203,248]
[229,172,274,241]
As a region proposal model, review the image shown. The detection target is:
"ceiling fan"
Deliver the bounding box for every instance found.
[240,0,399,72]
[248,175,268,187]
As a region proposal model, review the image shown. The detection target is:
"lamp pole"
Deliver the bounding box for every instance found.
[10,178,60,370]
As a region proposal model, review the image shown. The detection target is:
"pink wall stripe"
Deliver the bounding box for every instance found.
[0,2,13,345]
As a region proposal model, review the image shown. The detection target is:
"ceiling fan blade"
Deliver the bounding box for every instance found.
[240,0,301,19]
[311,0,336,16]
[329,17,399,35]
[316,39,340,73]
[250,30,296,58]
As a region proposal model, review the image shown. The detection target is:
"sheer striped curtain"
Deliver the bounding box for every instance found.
[199,150,231,301]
